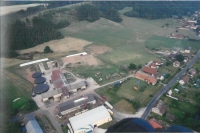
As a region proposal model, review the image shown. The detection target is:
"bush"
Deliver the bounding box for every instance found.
[44,46,53,53]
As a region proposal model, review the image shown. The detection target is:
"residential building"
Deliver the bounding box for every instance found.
[173,61,180,67]
[141,66,157,76]
[58,94,96,115]
[188,68,196,77]
[148,119,162,129]
[154,60,162,66]
[184,57,188,63]
[185,46,191,53]
[155,72,164,80]
[179,75,190,85]
[69,106,112,133]
[23,114,43,133]
[168,53,177,59]
[135,71,157,85]
[166,113,176,121]
[181,53,192,59]
[152,100,167,116]
[150,63,157,69]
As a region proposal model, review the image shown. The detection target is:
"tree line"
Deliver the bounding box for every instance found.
[2,16,63,57]
[76,3,122,23]
[123,1,200,19]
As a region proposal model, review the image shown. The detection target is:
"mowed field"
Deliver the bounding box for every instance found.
[145,35,200,53]
[17,37,92,54]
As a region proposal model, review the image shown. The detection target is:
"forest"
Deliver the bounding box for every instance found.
[2,17,63,57]
[123,1,200,19]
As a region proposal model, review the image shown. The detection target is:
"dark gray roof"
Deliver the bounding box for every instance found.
[155,72,162,78]
[59,94,95,112]
[34,77,46,84]
[32,72,42,78]
[33,84,49,94]
[186,46,191,50]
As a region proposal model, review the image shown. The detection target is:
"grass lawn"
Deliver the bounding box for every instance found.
[145,35,200,53]
[99,118,117,129]
[116,78,162,107]
[95,86,122,105]
[72,64,127,85]
[194,64,200,69]
[114,99,136,114]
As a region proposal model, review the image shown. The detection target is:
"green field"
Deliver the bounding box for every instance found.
[145,35,200,53]
[95,78,162,107]
[116,78,162,106]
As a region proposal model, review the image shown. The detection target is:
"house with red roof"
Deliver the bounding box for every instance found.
[135,71,157,85]
[142,67,157,76]
[148,119,162,129]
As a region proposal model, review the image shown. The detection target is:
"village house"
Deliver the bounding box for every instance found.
[179,75,190,85]
[141,67,164,80]
[154,60,163,66]
[173,61,180,67]
[142,67,157,77]
[188,68,196,77]
[168,53,177,59]
[135,71,157,85]
[149,63,157,69]
[148,119,162,129]
[152,100,167,116]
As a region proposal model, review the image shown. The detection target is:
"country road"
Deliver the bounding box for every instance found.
[141,49,200,119]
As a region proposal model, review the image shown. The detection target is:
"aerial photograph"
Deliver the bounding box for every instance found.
[0,1,200,133]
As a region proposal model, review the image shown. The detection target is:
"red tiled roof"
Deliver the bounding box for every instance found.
[150,63,157,67]
[51,70,61,82]
[154,60,161,64]
[135,71,157,84]
[148,119,162,129]
[142,67,157,75]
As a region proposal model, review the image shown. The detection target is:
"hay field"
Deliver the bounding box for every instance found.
[145,35,200,53]
[17,37,92,54]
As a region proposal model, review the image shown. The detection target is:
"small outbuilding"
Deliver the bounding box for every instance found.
[166,113,176,121]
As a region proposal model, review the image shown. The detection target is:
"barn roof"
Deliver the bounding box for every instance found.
[142,67,157,75]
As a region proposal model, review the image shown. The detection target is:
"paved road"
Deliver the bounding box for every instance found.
[141,49,200,119]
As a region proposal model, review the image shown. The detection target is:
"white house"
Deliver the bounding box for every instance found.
[152,100,167,116]
[179,75,190,85]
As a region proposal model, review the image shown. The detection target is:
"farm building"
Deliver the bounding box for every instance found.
[42,88,63,102]
[141,67,157,76]
[23,114,43,133]
[169,34,184,39]
[149,63,157,69]
[34,77,46,84]
[152,100,167,116]
[69,106,112,133]
[33,84,49,94]
[51,70,87,92]
[173,61,180,67]
[135,71,157,85]
[179,75,190,85]
[32,72,42,78]
[58,94,96,115]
